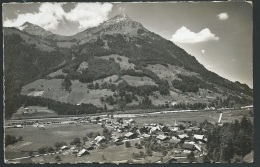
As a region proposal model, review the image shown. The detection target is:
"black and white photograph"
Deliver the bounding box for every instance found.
[3,1,253,164]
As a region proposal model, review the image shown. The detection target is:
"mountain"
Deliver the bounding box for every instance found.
[3,14,253,118]
[17,22,55,37]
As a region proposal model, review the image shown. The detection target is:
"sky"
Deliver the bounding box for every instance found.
[2,2,253,88]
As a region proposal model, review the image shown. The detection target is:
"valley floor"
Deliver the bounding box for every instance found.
[4,109,253,164]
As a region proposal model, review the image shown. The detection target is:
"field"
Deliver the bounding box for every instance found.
[11,106,58,120]
[5,124,103,160]
[5,108,253,163]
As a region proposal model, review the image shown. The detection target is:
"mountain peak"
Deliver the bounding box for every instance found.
[17,22,42,31]
[104,14,132,25]
[17,22,54,37]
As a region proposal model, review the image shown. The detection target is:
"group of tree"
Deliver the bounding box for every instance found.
[206,116,253,162]
[171,74,216,93]
[60,76,72,92]
[19,95,102,115]
[139,137,168,156]
[173,102,207,110]
[5,135,23,146]
[4,33,71,119]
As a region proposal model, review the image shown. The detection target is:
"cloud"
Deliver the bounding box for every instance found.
[231,59,236,62]
[201,50,205,54]
[119,7,126,11]
[65,3,113,29]
[4,3,66,30]
[3,3,113,30]
[217,12,229,20]
[171,26,219,43]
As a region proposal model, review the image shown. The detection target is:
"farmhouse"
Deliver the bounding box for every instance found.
[60,145,69,151]
[182,143,196,151]
[169,138,181,145]
[193,134,205,142]
[163,156,178,163]
[156,135,169,141]
[178,134,189,140]
[142,134,151,138]
[94,136,106,144]
[124,132,137,139]
[77,149,90,157]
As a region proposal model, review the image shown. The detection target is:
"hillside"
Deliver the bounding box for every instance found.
[4,14,253,118]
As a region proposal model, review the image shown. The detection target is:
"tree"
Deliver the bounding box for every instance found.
[162,150,168,156]
[119,97,126,111]
[146,148,153,156]
[100,97,104,103]
[28,151,34,157]
[61,76,72,92]
[187,151,196,163]
[102,128,111,139]
[104,104,107,111]
[18,136,23,141]
[70,138,81,146]
[38,147,47,154]
[82,136,89,143]
[55,155,62,161]
[95,82,100,89]
[47,146,55,153]
[202,155,211,163]
[5,135,18,146]
[54,141,67,150]
[125,141,131,148]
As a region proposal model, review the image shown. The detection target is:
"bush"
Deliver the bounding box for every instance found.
[18,136,23,141]
[55,155,61,161]
[146,148,153,156]
[38,147,47,154]
[136,143,143,149]
[70,138,81,146]
[47,146,55,153]
[125,141,131,148]
[28,151,34,157]
[54,141,67,150]
[5,135,18,146]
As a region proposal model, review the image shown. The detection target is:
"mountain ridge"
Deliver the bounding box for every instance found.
[4,14,253,118]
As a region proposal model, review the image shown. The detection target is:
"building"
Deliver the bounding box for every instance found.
[178,134,189,141]
[142,134,151,138]
[163,156,178,163]
[77,148,90,157]
[94,136,106,144]
[182,143,196,151]
[124,132,137,139]
[60,145,69,151]
[156,135,169,141]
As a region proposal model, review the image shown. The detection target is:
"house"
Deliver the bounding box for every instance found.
[77,148,90,157]
[169,138,181,145]
[149,126,161,134]
[163,156,178,163]
[121,123,129,128]
[185,128,192,133]
[84,142,96,150]
[60,145,69,151]
[142,134,151,138]
[193,134,205,142]
[178,134,189,140]
[156,135,169,141]
[182,143,196,151]
[124,132,137,139]
[193,127,201,132]
[94,136,106,144]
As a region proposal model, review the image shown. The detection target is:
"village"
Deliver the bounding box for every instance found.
[5,109,229,164]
